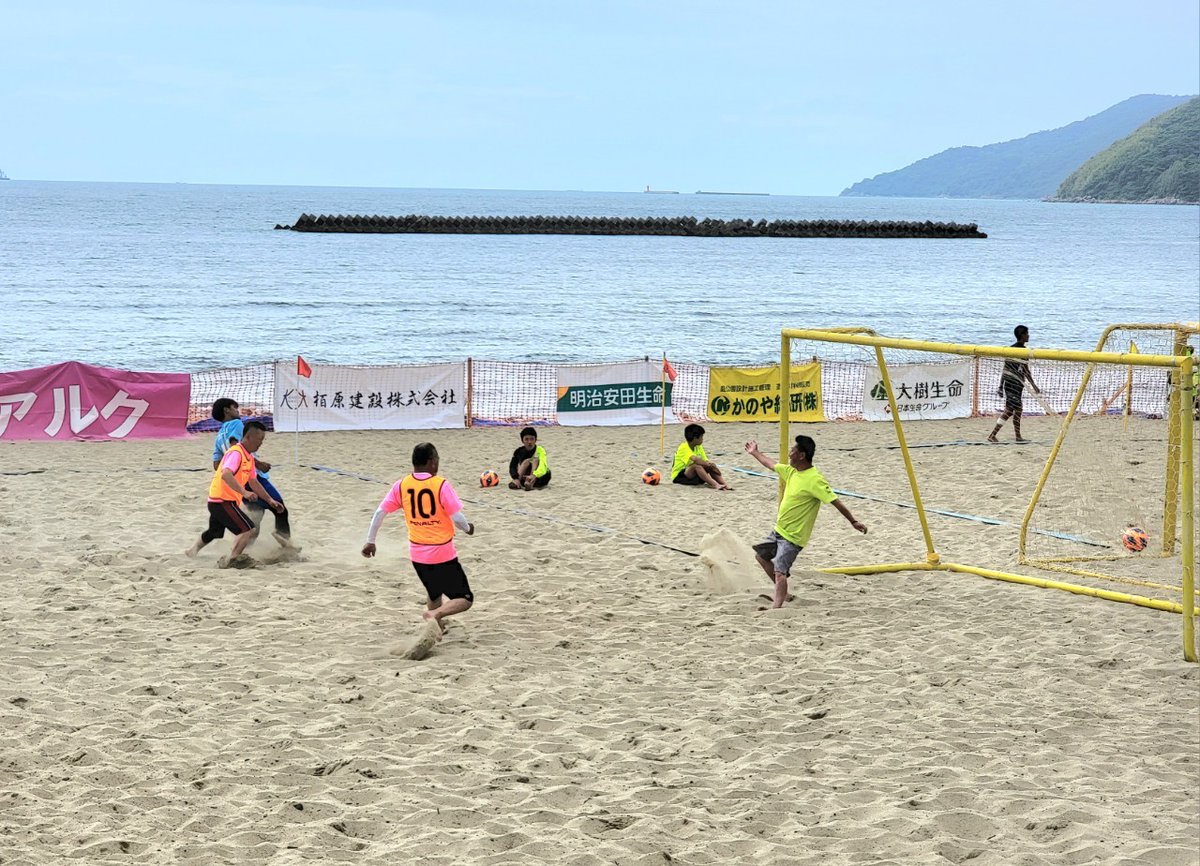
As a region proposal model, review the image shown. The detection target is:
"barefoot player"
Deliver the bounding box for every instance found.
[745,435,867,608]
[362,442,476,634]
[187,421,283,567]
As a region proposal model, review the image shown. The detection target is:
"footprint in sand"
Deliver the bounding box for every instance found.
[259,547,305,565]
[217,554,259,570]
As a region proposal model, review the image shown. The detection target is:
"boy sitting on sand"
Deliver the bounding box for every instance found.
[672,423,732,490]
[362,442,476,635]
[187,421,284,567]
[745,435,866,608]
[509,426,551,490]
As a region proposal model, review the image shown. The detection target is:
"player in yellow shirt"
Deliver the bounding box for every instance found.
[745,435,867,608]
[671,423,732,490]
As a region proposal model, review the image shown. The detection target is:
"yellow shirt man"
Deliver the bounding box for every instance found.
[773,463,838,547]
[745,436,867,609]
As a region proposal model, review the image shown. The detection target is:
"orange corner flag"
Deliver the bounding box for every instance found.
[297,355,312,378]
[663,357,677,382]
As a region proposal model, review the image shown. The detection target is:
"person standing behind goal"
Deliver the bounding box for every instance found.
[988,324,1041,444]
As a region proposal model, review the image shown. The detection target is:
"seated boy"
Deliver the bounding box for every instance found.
[508,426,551,491]
[671,423,732,490]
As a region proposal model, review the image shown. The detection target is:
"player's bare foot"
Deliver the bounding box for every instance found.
[1014,437,1029,444]
[508,480,520,489]
[758,592,795,602]
[272,531,298,551]
[185,542,201,558]
[986,434,998,443]
[421,611,446,639]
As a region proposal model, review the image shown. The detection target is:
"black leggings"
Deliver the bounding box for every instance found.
[248,502,291,536]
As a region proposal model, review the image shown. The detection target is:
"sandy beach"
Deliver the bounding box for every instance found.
[1,417,1196,864]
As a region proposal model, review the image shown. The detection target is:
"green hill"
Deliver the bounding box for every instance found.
[1051,98,1200,204]
[840,94,1194,199]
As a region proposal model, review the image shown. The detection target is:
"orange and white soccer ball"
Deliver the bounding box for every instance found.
[641,468,662,485]
[480,470,500,488]
[1121,526,1149,552]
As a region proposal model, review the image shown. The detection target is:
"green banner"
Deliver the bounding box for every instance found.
[556,381,671,413]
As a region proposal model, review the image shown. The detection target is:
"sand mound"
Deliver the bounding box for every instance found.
[699,527,765,594]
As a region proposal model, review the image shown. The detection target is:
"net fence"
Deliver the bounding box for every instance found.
[182,343,1194,429]
[187,363,275,431]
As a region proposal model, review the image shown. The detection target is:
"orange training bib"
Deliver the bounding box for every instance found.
[209,443,255,502]
[399,474,453,545]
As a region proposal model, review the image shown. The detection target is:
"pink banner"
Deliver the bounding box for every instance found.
[0,362,191,441]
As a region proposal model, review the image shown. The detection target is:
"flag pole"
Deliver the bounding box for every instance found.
[660,352,667,458]
[294,355,309,466]
[294,382,301,466]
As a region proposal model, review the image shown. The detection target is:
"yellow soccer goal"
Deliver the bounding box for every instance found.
[779,326,1197,662]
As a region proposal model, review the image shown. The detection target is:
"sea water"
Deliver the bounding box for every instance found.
[1,181,1195,372]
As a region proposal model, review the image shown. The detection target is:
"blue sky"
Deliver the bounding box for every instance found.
[2,0,1197,194]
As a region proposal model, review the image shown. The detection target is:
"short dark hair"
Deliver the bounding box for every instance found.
[520,426,537,440]
[211,397,238,421]
[412,442,438,467]
[1014,325,1029,339]
[684,423,705,442]
[243,420,267,434]
[794,434,815,462]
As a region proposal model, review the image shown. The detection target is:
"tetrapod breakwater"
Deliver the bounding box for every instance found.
[274,214,987,238]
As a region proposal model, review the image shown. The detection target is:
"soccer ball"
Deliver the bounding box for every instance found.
[480,470,500,488]
[641,468,662,485]
[1121,526,1149,552]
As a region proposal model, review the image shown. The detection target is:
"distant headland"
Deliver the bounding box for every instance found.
[841,94,1195,201]
[1049,97,1199,205]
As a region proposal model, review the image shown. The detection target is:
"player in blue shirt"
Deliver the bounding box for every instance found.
[210,398,293,546]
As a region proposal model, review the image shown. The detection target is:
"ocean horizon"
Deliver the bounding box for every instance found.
[1,180,1195,373]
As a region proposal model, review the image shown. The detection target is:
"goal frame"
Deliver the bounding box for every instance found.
[1019,322,1198,567]
[780,327,1196,663]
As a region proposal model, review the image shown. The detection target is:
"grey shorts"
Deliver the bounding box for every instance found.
[753,532,804,576]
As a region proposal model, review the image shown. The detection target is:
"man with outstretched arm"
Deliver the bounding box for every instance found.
[745,435,867,608]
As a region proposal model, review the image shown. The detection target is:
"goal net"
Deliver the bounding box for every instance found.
[781,326,1196,662]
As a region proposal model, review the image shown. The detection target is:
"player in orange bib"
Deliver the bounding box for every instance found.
[186,421,283,567]
[362,442,476,636]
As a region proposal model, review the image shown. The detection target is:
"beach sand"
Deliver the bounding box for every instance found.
[1,418,1196,864]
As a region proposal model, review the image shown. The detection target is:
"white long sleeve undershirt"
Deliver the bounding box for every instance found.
[365,507,470,543]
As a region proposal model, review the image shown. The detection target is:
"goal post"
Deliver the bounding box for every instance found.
[1020,323,1197,564]
[779,327,1196,663]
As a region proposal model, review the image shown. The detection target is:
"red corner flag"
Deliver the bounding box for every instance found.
[297,355,312,378]
[662,356,677,382]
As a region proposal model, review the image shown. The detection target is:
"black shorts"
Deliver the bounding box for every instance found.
[672,469,705,485]
[531,470,551,489]
[1003,384,1024,411]
[206,500,255,537]
[412,558,474,603]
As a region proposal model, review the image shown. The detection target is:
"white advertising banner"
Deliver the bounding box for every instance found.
[862,361,972,421]
[274,362,466,431]
[556,360,675,427]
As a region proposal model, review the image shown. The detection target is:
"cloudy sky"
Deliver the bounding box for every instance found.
[2,0,1197,193]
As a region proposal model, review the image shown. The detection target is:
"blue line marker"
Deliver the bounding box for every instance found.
[730,467,1108,548]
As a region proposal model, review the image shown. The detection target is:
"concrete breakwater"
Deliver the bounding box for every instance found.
[275,214,987,238]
